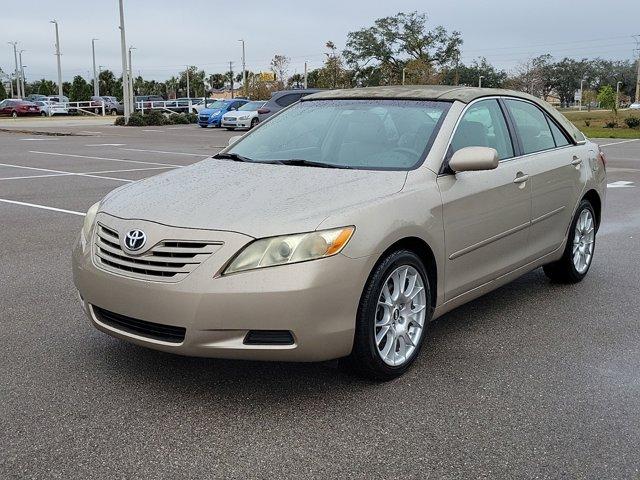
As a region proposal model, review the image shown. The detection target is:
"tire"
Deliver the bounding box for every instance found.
[12,111,18,118]
[250,118,259,129]
[41,111,47,117]
[543,199,596,283]
[94,108,100,114]
[347,249,432,380]
[111,109,118,116]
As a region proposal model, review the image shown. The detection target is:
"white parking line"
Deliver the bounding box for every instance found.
[86,143,126,147]
[599,139,640,147]
[18,138,58,141]
[142,129,164,133]
[82,166,176,174]
[0,173,71,181]
[0,162,132,183]
[29,150,182,168]
[607,181,635,188]
[0,198,85,216]
[120,148,209,157]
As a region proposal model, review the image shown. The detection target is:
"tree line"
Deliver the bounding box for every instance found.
[2,11,637,105]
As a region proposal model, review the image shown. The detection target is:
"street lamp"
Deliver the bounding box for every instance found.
[118,0,130,122]
[616,81,623,110]
[8,42,20,98]
[238,39,247,97]
[50,20,63,99]
[92,38,99,96]
[128,46,136,110]
[402,68,407,85]
[478,75,485,88]
[579,78,586,111]
[19,49,26,98]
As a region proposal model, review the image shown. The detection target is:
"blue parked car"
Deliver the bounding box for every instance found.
[197,99,249,128]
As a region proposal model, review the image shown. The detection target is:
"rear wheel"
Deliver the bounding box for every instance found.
[543,199,596,283]
[110,109,118,116]
[41,111,47,117]
[347,250,432,380]
[12,111,18,118]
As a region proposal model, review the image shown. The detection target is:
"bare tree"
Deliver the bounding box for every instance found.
[270,54,290,88]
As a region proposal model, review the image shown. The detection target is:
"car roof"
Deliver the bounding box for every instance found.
[304,85,585,144]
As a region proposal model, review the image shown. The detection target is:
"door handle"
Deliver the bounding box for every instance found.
[513,174,529,184]
[571,156,582,166]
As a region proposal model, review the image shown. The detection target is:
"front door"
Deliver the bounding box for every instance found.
[437,99,532,300]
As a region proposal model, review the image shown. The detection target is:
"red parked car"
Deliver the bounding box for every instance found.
[0,99,41,117]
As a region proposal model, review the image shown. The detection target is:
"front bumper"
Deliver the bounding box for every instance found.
[198,116,221,127]
[72,214,373,361]
[221,120,251,128]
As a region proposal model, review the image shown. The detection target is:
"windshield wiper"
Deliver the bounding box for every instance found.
[213,152,254,163]
[276,159,353,169]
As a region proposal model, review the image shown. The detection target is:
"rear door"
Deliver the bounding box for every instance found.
[503,99,583,258]
[437,98,532,300]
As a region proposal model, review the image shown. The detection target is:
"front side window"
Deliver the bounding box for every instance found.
[505,99,555,154]
[450,99,514,160]
[227,99,451,170]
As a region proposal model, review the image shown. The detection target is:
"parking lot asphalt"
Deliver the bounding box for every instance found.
[1,125,639,479]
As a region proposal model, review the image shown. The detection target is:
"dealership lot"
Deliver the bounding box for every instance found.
[1,125,639,478]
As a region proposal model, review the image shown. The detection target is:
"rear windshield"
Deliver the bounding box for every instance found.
[228,99,451,170]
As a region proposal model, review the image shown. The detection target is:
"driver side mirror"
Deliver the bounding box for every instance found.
[449,146,499,173]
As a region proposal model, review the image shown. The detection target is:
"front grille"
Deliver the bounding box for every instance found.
[198,115,209,121]
[244,330,295,345]
[93,223,220,282]
[93,306,185,343]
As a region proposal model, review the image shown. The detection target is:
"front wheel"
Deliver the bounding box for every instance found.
[543,199,596,283]
[347,250,432,380]
[12,111,18,118]
[41,111,47,117]
[250,118,259,129]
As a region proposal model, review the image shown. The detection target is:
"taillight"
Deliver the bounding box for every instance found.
[257,108,270,114]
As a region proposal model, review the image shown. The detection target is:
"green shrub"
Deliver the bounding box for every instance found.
[186,112,198,123]
[624,116,640,129]
[114,116,125,126]
[170,113,190,124]
[127,112,146,126]
[144,110,166,126]
[604,120,618,129]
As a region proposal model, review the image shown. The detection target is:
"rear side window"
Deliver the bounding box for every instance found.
[504,99,555,154]
[450,99,514,160]
[547,117,571,147]
[275,93,302,107]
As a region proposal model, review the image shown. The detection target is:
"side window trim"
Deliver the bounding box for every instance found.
[497,97,523,158]
[544,112,572,148]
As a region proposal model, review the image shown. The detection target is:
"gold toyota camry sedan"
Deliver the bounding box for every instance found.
[73,86,606,380]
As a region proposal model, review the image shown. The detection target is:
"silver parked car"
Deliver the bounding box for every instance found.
[73,86,606,380]
[221,100,267,130]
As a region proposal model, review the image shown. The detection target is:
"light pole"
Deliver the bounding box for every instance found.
[50,20,63,99]
[118,0,130,122]
[128,46,136,110]
[19,50,26,97]
[185,65,190,98]
[238,39,247,97]
[304,61,308,89]
[92,38,99,97]
[9,42,20,98]
[579,79,585,111]
[478,75,485,88]
[616,81,623,110]
[402,68,407,85]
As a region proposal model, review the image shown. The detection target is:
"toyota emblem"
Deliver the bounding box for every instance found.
[124,229,147,251]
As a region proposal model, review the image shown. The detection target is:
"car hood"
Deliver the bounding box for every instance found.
[100,158,408,238]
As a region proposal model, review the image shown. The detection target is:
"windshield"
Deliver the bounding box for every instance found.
[205,101,229,110]
[228,99,451,170]
[238,101,265,111]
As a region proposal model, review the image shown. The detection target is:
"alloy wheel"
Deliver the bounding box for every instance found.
[572,208,595,274]
[374,265,427,366]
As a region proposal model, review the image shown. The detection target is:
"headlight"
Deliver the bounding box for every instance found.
[224,226,355,274]
[82,202,100,237]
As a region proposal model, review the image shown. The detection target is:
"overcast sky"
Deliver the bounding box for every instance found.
[2,0,639,82]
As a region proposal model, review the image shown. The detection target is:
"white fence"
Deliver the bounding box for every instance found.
[135,100,199,114]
